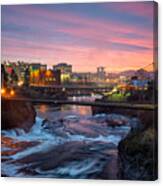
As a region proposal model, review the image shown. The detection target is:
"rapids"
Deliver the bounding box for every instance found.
[1,96,139,179]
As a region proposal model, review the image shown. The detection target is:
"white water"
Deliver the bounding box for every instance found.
[2,114,130,161]
[1,96,136,178]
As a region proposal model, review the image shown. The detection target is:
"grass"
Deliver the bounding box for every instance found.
[105,92,131,102]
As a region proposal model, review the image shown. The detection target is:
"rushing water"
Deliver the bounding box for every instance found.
[1,96,138,179]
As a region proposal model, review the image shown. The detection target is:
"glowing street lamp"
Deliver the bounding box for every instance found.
[1,88,6,95]
[62,87,66,92]
[17,80,24,87]
[10,90,15,96]
[45,70,52,77]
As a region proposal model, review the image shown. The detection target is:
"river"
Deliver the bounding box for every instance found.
[1,96,138,179]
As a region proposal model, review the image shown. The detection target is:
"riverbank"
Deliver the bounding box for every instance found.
[92,99,158,180]
[1,99,36,132]
[118,125,157,180]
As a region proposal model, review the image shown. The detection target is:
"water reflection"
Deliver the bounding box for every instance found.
[61,105,92,116]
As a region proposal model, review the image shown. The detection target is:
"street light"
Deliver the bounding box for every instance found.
[1,88,6,95]
[17,80,24,87]
[10,90,15,96]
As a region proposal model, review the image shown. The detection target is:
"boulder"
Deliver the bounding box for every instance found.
[1,99,36,132]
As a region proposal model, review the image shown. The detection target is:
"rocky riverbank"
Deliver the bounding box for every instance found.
[1,99,36,132]
[118,126,157,180]
[92,100,158,180]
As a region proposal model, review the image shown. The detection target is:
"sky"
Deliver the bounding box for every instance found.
[1,1,156,72]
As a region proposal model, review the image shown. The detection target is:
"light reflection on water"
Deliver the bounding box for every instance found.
[35,95,95,119]
[61,105,92,116]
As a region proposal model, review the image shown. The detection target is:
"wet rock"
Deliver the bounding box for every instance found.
[106,114,129,127]
[118,126,157,180]
[1,136,39,158]
[99,149,118,180]
[63,115,80,123]
[41,119,65,137]
[106,119,125,127]
[129,117,143,132]
[117,109,158,181]
[92,114,107,123]
[2,99,36,132]
[42,118,49,127]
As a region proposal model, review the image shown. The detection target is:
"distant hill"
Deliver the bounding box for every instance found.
[119,70,136,77]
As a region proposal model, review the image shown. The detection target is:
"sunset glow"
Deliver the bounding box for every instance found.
[1,2,155,72]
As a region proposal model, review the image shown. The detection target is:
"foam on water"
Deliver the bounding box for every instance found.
[32,158,106,178]
[67,134,122,146]
[2,117,50,140]
[2,103,135,178]
[2,113,131,161]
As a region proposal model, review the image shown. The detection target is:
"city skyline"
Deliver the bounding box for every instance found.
[2,2,155,72]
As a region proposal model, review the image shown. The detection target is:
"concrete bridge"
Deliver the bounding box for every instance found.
[29,85,113,95]
[3,97,157,111]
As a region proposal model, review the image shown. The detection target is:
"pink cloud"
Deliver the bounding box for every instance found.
[102,2,154,18]
[2,36,153,73]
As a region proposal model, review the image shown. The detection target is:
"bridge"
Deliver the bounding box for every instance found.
[3,97,157,111]
[29,84,113,89]
[28,85,113,95]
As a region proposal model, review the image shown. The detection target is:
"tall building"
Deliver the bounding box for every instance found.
[15,61,30,83]
[23,66,30,87]
[29,63,61,85]
[97,66,106,81]
[39,64,47,85]
[29,63,41,85]
[53,63,72,83]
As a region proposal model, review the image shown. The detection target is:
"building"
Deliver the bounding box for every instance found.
[1,64,7,88]
[72,72,97,83]
[29,63,41,85]
[97,66,106,81]
[40,64,47,71]
[29,63,61,85]
[53,63,72,83]
[15,61,30,84]
[44,69,61,85]
[39,64,47,85]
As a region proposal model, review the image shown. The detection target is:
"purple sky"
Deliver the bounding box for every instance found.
[1,1,156,72]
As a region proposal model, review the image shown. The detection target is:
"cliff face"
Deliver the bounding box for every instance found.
[2,99,36,132]
[118,112,158,181]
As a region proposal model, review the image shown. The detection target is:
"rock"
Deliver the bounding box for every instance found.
[129,118,143,132]
[106,119,125,127]
[106,114,129,127]
[63,115,79,122]
[1,136,39,158]
[118,126,158,180]
[41,119,65,136]
[42,118,49,126]
[1,99,36,132]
